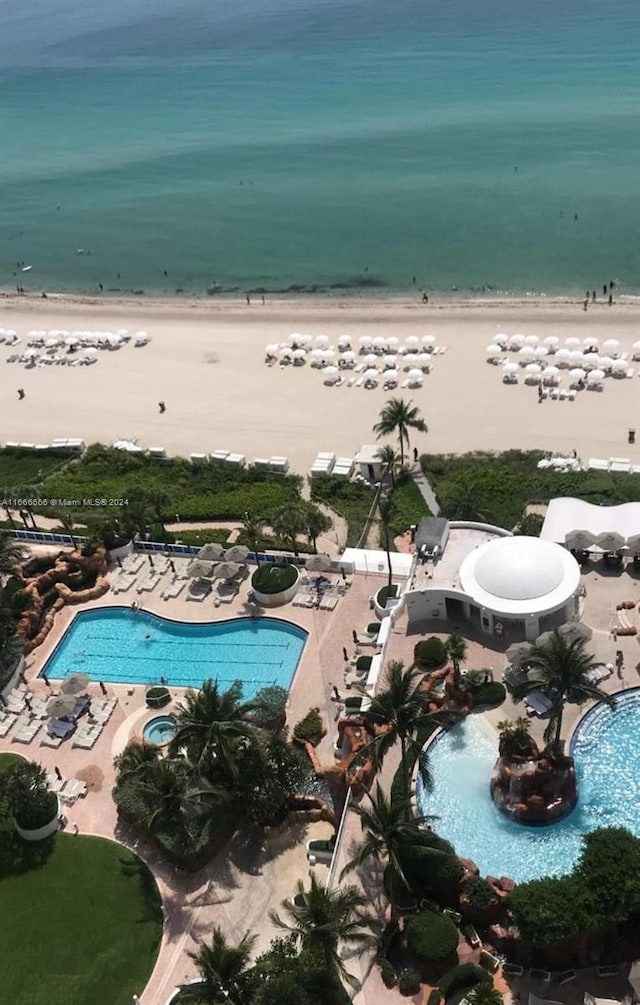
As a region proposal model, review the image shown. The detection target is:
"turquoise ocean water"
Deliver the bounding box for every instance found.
[1,0,639,298]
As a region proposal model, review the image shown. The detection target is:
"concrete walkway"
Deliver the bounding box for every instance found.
[411,464,440,515]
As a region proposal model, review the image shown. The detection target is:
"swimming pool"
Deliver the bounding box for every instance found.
[417,689,640,883]
[41,607,307,694]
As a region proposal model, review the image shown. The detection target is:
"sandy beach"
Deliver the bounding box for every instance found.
[1,294,639,473]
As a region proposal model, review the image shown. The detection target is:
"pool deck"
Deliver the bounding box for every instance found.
[2,551,639,1002]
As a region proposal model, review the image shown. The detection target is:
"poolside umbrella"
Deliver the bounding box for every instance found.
[629,962,640,999]
[187,559,215,578]
[595,531,625,552]
[224,545,250,563]
[305,553,332,572]
[564,529,596,550]
[558,622,592,644]
[61,672,91,695]
[212,561,241,581]
[626,534,640,555]
[505,642,533,668]
[197,543,224,561]
[46,694,78,718]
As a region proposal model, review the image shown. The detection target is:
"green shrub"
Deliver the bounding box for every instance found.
[414,636,447,669]
[377,584,398,608]
[405,911,459,963]
[146,686,171,709]
[293,708,324,745]
[417,852,465,900]
[470,682,506,708]
[356,655,372,672]
[251,686,289,731]
[398,970,421,996]
[388,473,430,537]
[428,990,442,1005]
[438,963,492,998]
[379,959,398,989]
[252,563,298,595]
[462,876,498,910]
[5,761,58,830]
[367,622,380,636]
[310,476,375,548]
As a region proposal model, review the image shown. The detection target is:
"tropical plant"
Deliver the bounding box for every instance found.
[269,873,375,988]
[461,876,497,910]
[141,758,222,840]
[377,491,396,589]
[466,983,504,1005]
[170,678,260,780]
[514,512,544,537]
[511,632,615,750]
[0,535,27,577]
[398,969,421,995]
[341,785,441,903]
[58,511,79,549]
[438,962,492,997]
[446,634,467,685]
[405,910,459,964]
[293,707,324,745]
[439,482,493,523]
[376,444,401,488]
[242,512,266,567]
[414,637,447,669]
[0,632,25,692]
[373,397,428,468]
[5,760,58,830]
[360,661,437,809]
[497,718,533,757]
[304,504,332,553]
[181,926,257,1004]
[271,503,307,556]
[250,685,288,731]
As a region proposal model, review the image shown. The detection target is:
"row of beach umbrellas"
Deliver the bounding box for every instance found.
[490,333,633,355]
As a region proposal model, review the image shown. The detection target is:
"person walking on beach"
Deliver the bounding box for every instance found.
[158,401,166,414]
[246,294,251,306]
[608,293,613,306]
[17,388,25,400]
[422,290,429,303]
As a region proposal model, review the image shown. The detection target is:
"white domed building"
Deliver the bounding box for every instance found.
[404,522,581,641]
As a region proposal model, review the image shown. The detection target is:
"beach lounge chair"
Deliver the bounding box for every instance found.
[529,969,552,982]
[555,970,576,985]
[595,966,620,977]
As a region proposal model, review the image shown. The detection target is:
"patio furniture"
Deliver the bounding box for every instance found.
[319,593,339,611]
[40,733,63,748]
[503,963,524,976]
[60,778,88,803]
[46,772,65,793]
[12,718,42,743]
[187,579,211,602]
[529,969,552,981]
[525,691,553,717]
[47,718,77,740]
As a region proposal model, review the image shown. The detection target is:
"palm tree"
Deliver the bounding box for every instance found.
[271,504,307,557]
[269,873,374,988]
[147,489,170,533]
[170,679,260,780]
[446,634,467,686]
[467,982,503,1005]
[58,511,79,549]
[182,926,257,1004]
[242,512,265,567]
[378,492,396,589]
[142,758,222,840]
[512,631,615,751]
[113,739,159,780]
[373,397,428,468]
[304,504,332,553]
[0,536,27,577]
[341,784,438,900]
[441,481,493,523]
[376,444,400,489]
[360,660,437,810]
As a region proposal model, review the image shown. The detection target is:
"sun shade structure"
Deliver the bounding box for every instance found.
[541,498,640,551]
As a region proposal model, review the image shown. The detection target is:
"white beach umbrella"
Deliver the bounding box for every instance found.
[359,335,373,347]
[408,368,423,379]
[372,336,387,349]
[322,349,336,361]
[23,348,39,359]
[534,346,548,358]
[417,352,431,367]
[502,362,518,374]
[383,354,397,368]
[569,368,586,381]
[524,334,539,346]
[197,543,225,561]
[64,336,80,347]
[508,334,525,349]
[404,352,419,366]
[565,337,581,348]
[323,364,338,374]
[518,346,535,359]
[265,343,279,354]
[543,336,559,348]
[384,369,399,382]
[387,336,399,347]
[315,335,329,348]
[542,365,559,377]
[287,332,303,346]
[298,334,313,346]
[364,353,377,365]
[569,350,586,364]
[611,359,628,375]
[582,356,600,371]
[597,356,614,370]
[337,335,351,347]
[525,363,542,374]
[633,340,640,351]
[602,338,620,352]
[45,337,59,348]
[340,350,356,362]
[486,344,502,355]
[83,347,98,357]
[587,369,605,382]
[554,348,571,365]
[363,368,379,379]
[187,559,215,579]
[421,335,436,346]
[582,335,598,348]
[292,348,306,360]
[404,336,419,348]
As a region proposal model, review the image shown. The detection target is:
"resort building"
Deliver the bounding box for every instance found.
[404,520,582,641]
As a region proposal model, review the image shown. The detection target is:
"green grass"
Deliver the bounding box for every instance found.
[251,563,298,594]
[0,833,163,1005]
[0,753,24,772]
[310,476,376,547]
[387,473,430,539]
[422,449,640,529]
[0,448,71,493]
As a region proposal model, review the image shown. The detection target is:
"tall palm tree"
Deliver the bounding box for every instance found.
[376,444,400,489]
[360,660,437,811]
[142,758,222,840]
[58,511,79,549]
[512,631,615,751]
[113,739,159,780]
[271,503,307,557]
[373,397,428,468]
[378,492,395,589]
[446,634,467,686]
[170,679,260,780]
[0,535,27,577]
[466,982,503,1005]
[242,512,265,567]
[341,784,438,899]
[304,504,332,553]
[441,481,493,523]
[182,926,257,1004]
[269,873,374,988]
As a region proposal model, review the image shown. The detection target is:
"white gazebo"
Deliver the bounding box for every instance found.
[458,536,582,640]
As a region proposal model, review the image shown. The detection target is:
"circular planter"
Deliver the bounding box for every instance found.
[252,564,300,607]
[374,584,401,619]
[14,794,61,842]
[146,685,171,709]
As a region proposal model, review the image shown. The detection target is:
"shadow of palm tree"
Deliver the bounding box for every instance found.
[0,828,56,880]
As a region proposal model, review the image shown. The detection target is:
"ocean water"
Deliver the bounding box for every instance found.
[1,0,639,298]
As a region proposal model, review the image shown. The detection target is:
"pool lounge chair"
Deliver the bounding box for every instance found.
[525,691,553,717]
[41,732,63,748]
[137,572,160,593]
[47,718,77,740]
[0,715,15,737]
[60,778,88,803]
[187,579,211,602]
[46,772,65,794]
[13,718,42,743]
[319,593,339,611]
[72,727,101,750]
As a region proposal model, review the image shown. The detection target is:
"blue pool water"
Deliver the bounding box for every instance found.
[143,715,177,746]
[40,607,307,694]
[417,689,640,883]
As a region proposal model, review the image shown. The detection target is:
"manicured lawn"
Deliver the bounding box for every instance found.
[0,753,25,772]
[0,833,163,1005]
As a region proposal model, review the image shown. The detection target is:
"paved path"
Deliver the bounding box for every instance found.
[411,465,440,515]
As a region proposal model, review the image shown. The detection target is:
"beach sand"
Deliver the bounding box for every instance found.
[1,294,639,473]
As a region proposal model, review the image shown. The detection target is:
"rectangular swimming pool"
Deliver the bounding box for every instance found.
[40,607,307,694]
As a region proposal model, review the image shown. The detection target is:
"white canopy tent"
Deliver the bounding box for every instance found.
[541,498,640,551]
